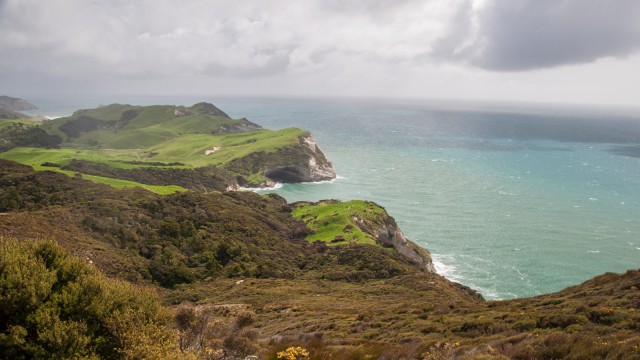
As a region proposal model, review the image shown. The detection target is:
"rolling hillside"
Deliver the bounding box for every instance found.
[0,102,335,190]
[1,159,639,359]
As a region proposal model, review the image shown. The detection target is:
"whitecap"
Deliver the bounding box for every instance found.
[241,183,283,192]
[588,197,597,201]
[431,254,458,278]
[305,177,342,185]
[587,250,600,254]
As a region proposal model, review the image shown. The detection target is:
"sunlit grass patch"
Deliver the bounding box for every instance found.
[292,200,386,246]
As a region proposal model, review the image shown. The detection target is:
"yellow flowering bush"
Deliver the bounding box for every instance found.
[276,346,310,360]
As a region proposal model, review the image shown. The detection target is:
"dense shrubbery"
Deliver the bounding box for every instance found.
[0,123,61,151]
[62,159,237,192]
[0,237,181,359]
[58,115,116,139]
[0,159,420,288]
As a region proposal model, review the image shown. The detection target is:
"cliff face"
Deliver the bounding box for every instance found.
[373,222,436,272]
[262,135,336,183]
[0,96,37,111]
[351,208,436,273]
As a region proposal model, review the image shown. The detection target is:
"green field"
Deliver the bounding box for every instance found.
[1,127,306,168]
[80,174,186,194]
[147,128,308,166]
[292,200,387,246]
[0,147,187,194]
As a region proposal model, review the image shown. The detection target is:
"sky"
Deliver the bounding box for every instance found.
[1,0,640,107]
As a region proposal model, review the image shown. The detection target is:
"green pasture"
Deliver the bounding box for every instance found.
[292,200,387,246]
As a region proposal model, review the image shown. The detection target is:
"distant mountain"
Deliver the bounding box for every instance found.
[0,95,37,111]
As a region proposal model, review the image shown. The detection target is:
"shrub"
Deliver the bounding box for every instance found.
[0,237,181,359]
[277,346,310,360]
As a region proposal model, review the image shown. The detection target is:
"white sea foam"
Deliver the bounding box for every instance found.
[305,177,340,185]
[587,250,600,254]
[432,254,469,287]
[431,254,457,278]
[241,183,283,192]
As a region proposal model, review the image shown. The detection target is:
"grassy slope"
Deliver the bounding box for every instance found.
[5,103,309,188]
[292,200,387,246]
[0,118,38,130]
[0,126,305,171]
[39,104,254,149]
[172,270,640,359]
[147,128,307,166]
[0,147,186,194]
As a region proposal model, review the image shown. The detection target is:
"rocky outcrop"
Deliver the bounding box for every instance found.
[373,223,436,273]
[0,96,37,111]
[351,208,436,273]
[263,135,336,183]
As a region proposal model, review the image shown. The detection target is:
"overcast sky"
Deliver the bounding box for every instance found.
[1,0,640,107]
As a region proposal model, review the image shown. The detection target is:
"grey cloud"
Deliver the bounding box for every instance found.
[203,50,291,78]
[434,0,640,71]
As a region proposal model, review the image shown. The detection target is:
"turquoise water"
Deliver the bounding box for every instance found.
[26,96,640,299]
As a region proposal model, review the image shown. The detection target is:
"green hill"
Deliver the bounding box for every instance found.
[38,102,259,147]
[1,102,336,189]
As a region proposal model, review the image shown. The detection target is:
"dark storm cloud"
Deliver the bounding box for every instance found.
[434,0,640,71]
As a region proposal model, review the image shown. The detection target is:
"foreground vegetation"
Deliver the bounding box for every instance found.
[0,237,181,359]
[1,158,639,359]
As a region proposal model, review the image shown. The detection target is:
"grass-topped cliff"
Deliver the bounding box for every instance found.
[0,102,336,190]
[1,158,639,359]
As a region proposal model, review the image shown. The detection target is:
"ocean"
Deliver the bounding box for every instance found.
[24,96,640,300]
